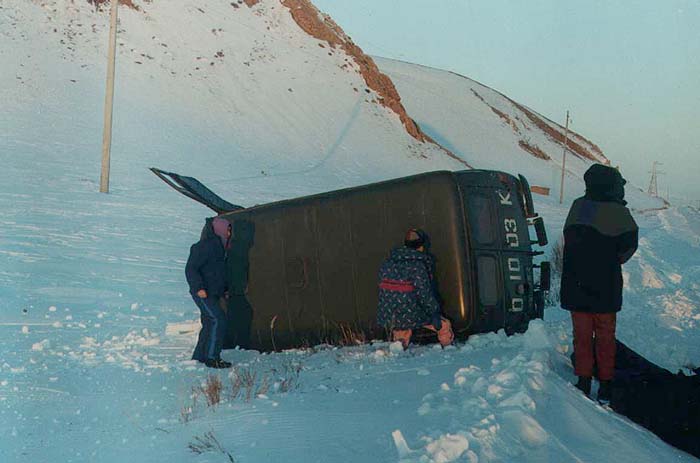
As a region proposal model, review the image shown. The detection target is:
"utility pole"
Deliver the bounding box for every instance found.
[100,0,119,193]
[559,110,570,205]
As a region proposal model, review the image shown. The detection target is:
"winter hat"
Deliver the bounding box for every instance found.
[404,228,428,250]
[212,217,231,246]
[583,164,627,204]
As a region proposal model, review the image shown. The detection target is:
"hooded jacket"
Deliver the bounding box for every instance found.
[185,218,230,297]
[377,246,441,329]
[560,165,638,313]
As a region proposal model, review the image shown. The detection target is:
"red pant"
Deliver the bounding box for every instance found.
[571,312,617,381]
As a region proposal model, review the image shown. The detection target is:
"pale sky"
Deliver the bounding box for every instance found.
[313,0,700,201]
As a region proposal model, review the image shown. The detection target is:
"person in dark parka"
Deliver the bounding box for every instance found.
[561,164,638,402]
[186,217,232,369]
[377,229,454,349]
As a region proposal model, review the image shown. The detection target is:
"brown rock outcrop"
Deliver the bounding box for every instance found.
[518,140,551,160]
[88,0,139,10]
[455,70,610,165]
[281,0,467,167]
[509,100,605,163]
[471,89,521,135]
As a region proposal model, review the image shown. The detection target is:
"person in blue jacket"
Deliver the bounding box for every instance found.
[377,229,454,349]
[185,217,232,368]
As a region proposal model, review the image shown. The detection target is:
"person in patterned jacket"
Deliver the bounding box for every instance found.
[377,229,454,349]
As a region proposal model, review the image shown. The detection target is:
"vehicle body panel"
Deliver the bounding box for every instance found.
[155,168,545,351]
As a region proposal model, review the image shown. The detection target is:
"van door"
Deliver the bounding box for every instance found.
[464,192,506,332]
[150,168,243,214]
[492,183,535,334]
[464,185,535,334]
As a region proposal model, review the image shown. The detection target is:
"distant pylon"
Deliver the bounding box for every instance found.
[647,161,664,197]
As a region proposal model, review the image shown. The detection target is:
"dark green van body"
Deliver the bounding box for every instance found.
[154,169,545,351]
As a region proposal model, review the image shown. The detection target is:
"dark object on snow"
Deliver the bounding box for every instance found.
[610,341,700,458]
[204,358,232,369]
[154,168,550,351]
[573,341,700,458]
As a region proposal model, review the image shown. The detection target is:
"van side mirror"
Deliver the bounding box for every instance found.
[532,216,548,247]
[539,261,551,291]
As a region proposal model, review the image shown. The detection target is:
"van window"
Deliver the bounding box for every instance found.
[468,195,496,245]
[477,256,499,306]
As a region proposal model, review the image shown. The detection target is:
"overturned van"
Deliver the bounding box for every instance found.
[153,168,550,351]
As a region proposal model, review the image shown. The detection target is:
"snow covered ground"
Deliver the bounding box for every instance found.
[1,0,698,462]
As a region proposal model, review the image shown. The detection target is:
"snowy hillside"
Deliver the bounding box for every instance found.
[376,58,663,210]
[1,0,698,462]
[1,0,470,205]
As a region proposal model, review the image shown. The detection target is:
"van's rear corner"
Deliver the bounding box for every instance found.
[455,170,550,336]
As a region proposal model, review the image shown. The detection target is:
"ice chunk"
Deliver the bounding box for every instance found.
[502,410,547,447]
[425,434,469,463]
[389,341,404,355]
[523,319,550,351]
[165,321,200,336]
[32,339,51,351]
[494,370,520,388]
[417,402,431,416]
[391,430,412,458]
[498,391,536,411]
[487,384,505,399]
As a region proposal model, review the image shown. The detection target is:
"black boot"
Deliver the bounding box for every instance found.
[575,376,592,396]
[205,358,232,369]
[597,380,612,404]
